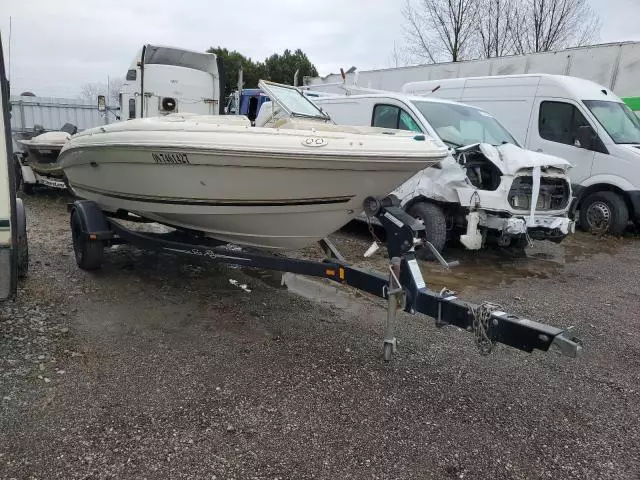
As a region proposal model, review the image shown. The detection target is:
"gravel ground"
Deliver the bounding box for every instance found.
[1,191,639,479]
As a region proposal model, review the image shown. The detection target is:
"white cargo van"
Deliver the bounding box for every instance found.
[303,91,574,256]
[402,74,640,234]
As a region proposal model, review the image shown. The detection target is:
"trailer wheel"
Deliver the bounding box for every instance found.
[578,191,628,235]
[71,209,104,270]
[408,202,447,261]
[15,199,28,279]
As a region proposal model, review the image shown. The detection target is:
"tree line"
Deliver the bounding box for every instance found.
[207,47,318,97]
[402,0,601,64]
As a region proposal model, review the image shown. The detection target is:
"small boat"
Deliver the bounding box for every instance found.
[17,130,71,178]
[59,81,447,251]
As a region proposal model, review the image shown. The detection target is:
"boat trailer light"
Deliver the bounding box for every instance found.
[68,198,582,362]
[324,267,345,280]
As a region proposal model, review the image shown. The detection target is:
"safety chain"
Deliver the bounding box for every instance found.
[365,211,383,246]
[469,301,501,355]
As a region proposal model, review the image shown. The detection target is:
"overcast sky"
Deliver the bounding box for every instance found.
[2,0,639,98]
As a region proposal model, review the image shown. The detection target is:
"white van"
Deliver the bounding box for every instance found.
[304,91,574,256]
[402,74,640,234]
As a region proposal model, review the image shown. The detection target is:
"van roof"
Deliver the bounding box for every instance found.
[313,92,493,112]
[403,74,623,102]
[314,92,477,106]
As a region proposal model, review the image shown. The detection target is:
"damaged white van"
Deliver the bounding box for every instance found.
[308,92,574,256]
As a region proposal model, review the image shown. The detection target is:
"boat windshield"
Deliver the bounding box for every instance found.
[412,100,518,148]
[258,80,329,120]
[583,100,640,144]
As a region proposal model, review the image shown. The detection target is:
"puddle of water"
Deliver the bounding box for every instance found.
[332,223,638,295]
[239,226,638,302]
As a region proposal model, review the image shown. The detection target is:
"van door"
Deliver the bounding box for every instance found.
[528,99,597,185]
[371,103,422,132]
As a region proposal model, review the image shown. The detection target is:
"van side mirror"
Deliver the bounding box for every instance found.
[575,125,595,149]
[97,95,106,112]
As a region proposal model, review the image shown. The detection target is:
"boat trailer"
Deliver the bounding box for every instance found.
[68,197,581,361]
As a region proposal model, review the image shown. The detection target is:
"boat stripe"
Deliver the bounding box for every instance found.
[73,184,354,207]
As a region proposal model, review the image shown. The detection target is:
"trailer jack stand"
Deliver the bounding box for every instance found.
[383,257,404,361]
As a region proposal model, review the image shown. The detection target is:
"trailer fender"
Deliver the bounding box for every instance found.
[69,200,112,239]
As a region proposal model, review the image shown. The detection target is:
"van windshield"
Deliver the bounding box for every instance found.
[583,100,640,144]
[412,100,518,148]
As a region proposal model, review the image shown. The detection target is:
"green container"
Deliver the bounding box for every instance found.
[622,96,640,112]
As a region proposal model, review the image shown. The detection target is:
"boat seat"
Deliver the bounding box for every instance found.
[60,122,78,135]
[160,113,252,126]
[275,117,418,137]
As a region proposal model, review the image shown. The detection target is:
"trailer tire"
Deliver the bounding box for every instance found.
[71,209,104,270]
[408,202,447,261]
[15,199,28,279]
[578,191,628,235]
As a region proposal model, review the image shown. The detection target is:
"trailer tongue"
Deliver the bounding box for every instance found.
[69,196,581,361]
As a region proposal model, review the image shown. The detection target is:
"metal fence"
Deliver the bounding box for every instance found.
[305,41,640,99]
[9,95,112,152]
[9,95,107,133]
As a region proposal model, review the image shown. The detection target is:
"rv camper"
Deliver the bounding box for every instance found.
[0,34,28,299]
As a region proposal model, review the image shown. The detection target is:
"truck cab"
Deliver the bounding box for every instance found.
[119,44,224,120]
[403,74,640,234]
[306,91,574,256]
[225,88,270,124]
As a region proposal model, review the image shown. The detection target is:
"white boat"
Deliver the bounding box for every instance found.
[59,81,447,251]
[17,130,70,178]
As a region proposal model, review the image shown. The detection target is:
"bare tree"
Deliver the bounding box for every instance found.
[510,0,601,54]
[79,83,104,102]
[388,41,410,68]
[477,0,517,58]
[402,0,481,63]
[108,78,125,105]
[79,77,125,106]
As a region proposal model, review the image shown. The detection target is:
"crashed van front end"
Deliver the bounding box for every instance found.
[451,143,574,249]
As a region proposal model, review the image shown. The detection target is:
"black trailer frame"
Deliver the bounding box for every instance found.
[68,197,581,361]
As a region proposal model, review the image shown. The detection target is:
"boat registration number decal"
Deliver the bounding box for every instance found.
[152,152,190,164]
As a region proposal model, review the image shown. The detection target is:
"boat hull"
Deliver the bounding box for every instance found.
[59,116,446,250]
[18,132,69,177]
[63,146,434,250]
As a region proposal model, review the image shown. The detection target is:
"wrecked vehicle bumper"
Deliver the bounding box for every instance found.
[481,214,575,239]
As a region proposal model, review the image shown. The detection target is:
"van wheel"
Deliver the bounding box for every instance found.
[408,202,447,260]
[578,191,628,235]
